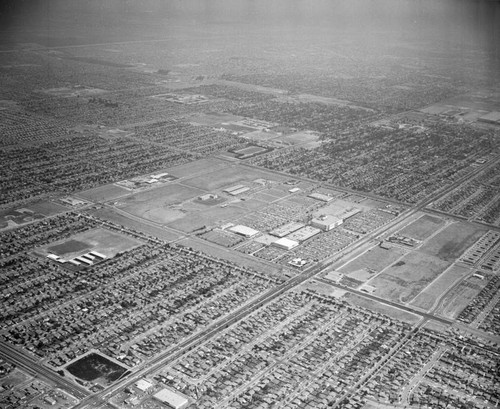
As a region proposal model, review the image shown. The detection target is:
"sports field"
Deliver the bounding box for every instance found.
[37,227,142,259]
[367,251,450,303]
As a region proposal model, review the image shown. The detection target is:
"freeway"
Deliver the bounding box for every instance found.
[0,341,89,400]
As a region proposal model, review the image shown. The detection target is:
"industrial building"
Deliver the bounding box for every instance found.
[135,379,153,392]
[153,388,189,409]
[311,215,343,231]
[229,186,250,196]
[229,225,259,238]
[308,192,334,202]
[270,221,305,238]
[223,184,245,193]
[287,226,321,242]
[272,237,299,250]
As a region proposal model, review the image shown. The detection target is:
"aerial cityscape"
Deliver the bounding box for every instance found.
[0,1,499,409]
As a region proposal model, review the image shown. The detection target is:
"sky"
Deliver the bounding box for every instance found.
[1,0,499,75]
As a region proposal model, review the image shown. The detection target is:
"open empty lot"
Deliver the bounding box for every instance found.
[339,245,407,278]
[118,183,205,224]
[436,275,490,319]
[410,264,471,311]
[398,214,445,241]
[79,183,130,202]
[181,163,285,191]
[164,157,228,178]
[419,222,486,261]
[367,251,450,304]
[167,204,248,233]
[88,207,182,242]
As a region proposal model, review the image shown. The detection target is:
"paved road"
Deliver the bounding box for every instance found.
[7,152,498,408]
[316,277,452,325]
[0,341,89,400]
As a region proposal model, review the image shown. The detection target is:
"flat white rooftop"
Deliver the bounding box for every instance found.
[153,388,188,409]
[229,225,259,237]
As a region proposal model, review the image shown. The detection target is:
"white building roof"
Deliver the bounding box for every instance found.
[89,251,107,259]
[223,184,245,193]
[135,379,153,391]
[308,192,334,202]
[273,237,299,250]
[228,186,250,196]
[229,225,259,237]
[153,388,188,409]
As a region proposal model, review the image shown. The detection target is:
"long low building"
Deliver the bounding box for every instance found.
[223,184,245,193]
[270,221,305,238]
[272,237,299,250]
[153,388,189,409]
[229,225,259,238]
[287,226,321,242]
[308,192,334,202]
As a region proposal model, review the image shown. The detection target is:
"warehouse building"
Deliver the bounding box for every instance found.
[223,184,245,193]
[270,221,305,238]
[287,226,321,242]
[272,237,299,250]
[308,192,334,202]
[153,388,189,409]
[229,225,259,238]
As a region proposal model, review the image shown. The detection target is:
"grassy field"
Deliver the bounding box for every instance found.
[182,164,285,191]
[79,183,130,202]
[339,245,407,275]
[410,264,471,311]
[88,207,181,242]
[165,157,228,178]
[119,183,205,224]
[367,251,450,304]
[38,227,143,259]
[398,214,445,241]
[251,191,282,203]
[167,204,248,233]
[29,200,67,215]
[419,222,485,262]
[231,198,268,211]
